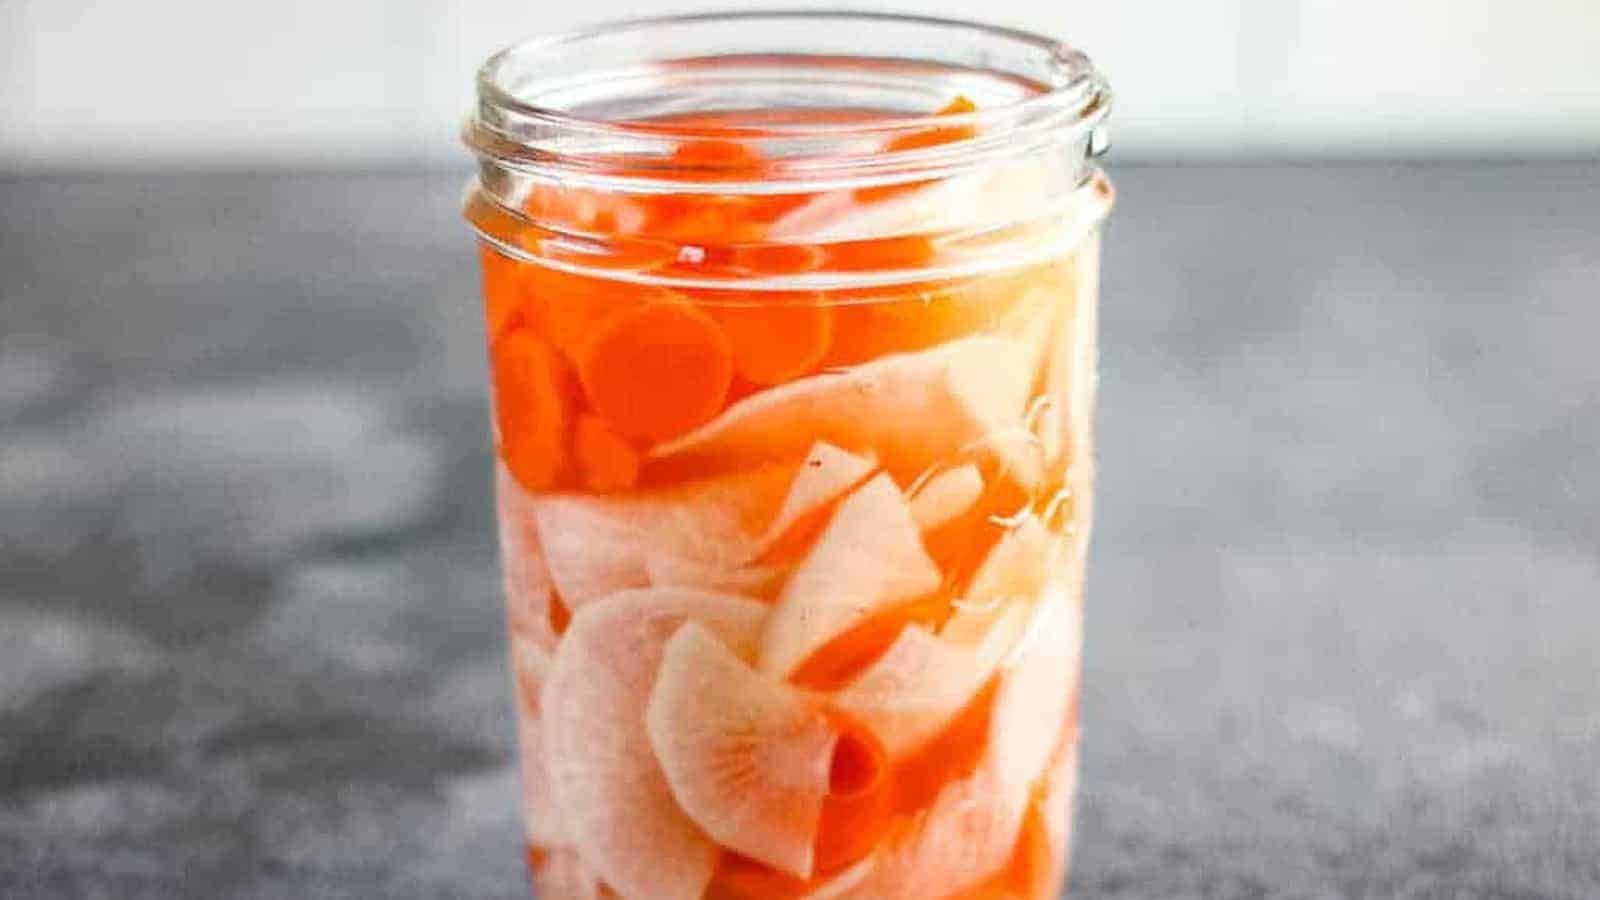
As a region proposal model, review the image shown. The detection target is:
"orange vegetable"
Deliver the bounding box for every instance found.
[491,330,576,491]
[575,413,642,491]
[524,265,677,363]
[478,243,529,344]
[710,298,834,386]
[577,299,735,443]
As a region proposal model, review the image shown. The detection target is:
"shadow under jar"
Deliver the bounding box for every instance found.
[462,12,1113,899]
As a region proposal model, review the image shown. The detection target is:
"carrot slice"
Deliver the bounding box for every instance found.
[524,265,677,363]
[575,413,641,491]
[578,299,735,443]
[491,330,575,491]
[711,299,834,386]
[548,590,572,636]
[478,243,529,344]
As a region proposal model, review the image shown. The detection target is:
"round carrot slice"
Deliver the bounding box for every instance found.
[711,298,834,386]
[578,299,734,443]
[575,413,642,491]
[491,330,576,491]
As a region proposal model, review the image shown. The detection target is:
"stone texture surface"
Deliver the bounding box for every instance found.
[1,165,1597,898]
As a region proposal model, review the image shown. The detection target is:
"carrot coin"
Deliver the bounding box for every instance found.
[575,413,641,491]
[578,299,734,443]
[712,298,834,386]
[490,330,576,491]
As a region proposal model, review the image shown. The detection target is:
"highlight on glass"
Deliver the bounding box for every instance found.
[462,12,1113,898]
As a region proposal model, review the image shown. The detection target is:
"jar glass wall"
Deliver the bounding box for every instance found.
[463,12,1111,898]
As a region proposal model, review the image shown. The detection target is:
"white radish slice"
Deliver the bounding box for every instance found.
[644,554,790,600]
[542,588,769,900]
[842,767,1024,899]
[907,463,984,532]
[1039,739,1080,868]
[532,464,793,607]
[509,631,564,847]
[529,848,608,900]
[757,442,878,551]
[496,463,558,653]
[832,625,985,759]
[941,515,1059,647]
[988,593,1083,813]
[647,623,838,879]
[759,474,942,679]
[649,337,1035,484]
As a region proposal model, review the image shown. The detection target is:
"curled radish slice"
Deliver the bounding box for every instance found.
[542,588,769,900]
[907,463,984,533]
[832,626,986,760]
[532,464,793,607]
[648,337,1036,485]
[647,623,839,879]
[759,474,942,679]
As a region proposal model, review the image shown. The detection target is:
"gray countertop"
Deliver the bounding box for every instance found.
[2,164,1597,898]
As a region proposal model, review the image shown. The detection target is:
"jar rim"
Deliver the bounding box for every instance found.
[465,9,1112,191]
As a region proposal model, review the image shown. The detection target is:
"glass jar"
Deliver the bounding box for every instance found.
[462,11,1111,899]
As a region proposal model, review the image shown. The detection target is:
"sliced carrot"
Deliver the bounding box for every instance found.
[491,330,575,491]
[892,675,998,814]
[711,298,834,386]
[820,274,1023,367]
[814,712,893,874]
[478,243,529,344]
[523,265,677,363]
[575,413,641,491]
[822,235,938,274]
[577,299,734,443]
[788,592,951,692]
[671,138,767,178]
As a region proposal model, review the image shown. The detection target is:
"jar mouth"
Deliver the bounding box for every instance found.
[466,10,1111,192]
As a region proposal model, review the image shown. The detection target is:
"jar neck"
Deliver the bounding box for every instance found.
[463,12,1113,289]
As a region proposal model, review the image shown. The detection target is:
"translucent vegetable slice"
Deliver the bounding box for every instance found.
[757,442,878,554]
[532,464,793,607]
[907,463,984,532]
[648,336,1036,484]
[832,625,986,760]
[987,594,1083,813]
[542,588,769,900]
[942,516,1059,647]
[647,623,838,878]
[759,474,942,679]
[496,463,559,653]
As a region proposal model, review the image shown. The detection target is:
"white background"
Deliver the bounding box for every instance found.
[2,0,1597,169]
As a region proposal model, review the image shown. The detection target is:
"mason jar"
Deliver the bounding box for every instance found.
[462,11,1112,898]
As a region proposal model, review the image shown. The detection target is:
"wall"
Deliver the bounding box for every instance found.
[2,0,1597,169]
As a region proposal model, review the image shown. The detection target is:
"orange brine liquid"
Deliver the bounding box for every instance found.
[471,105,1104,900]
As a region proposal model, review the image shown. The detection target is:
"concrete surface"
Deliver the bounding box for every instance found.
[1,164,1597,898]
